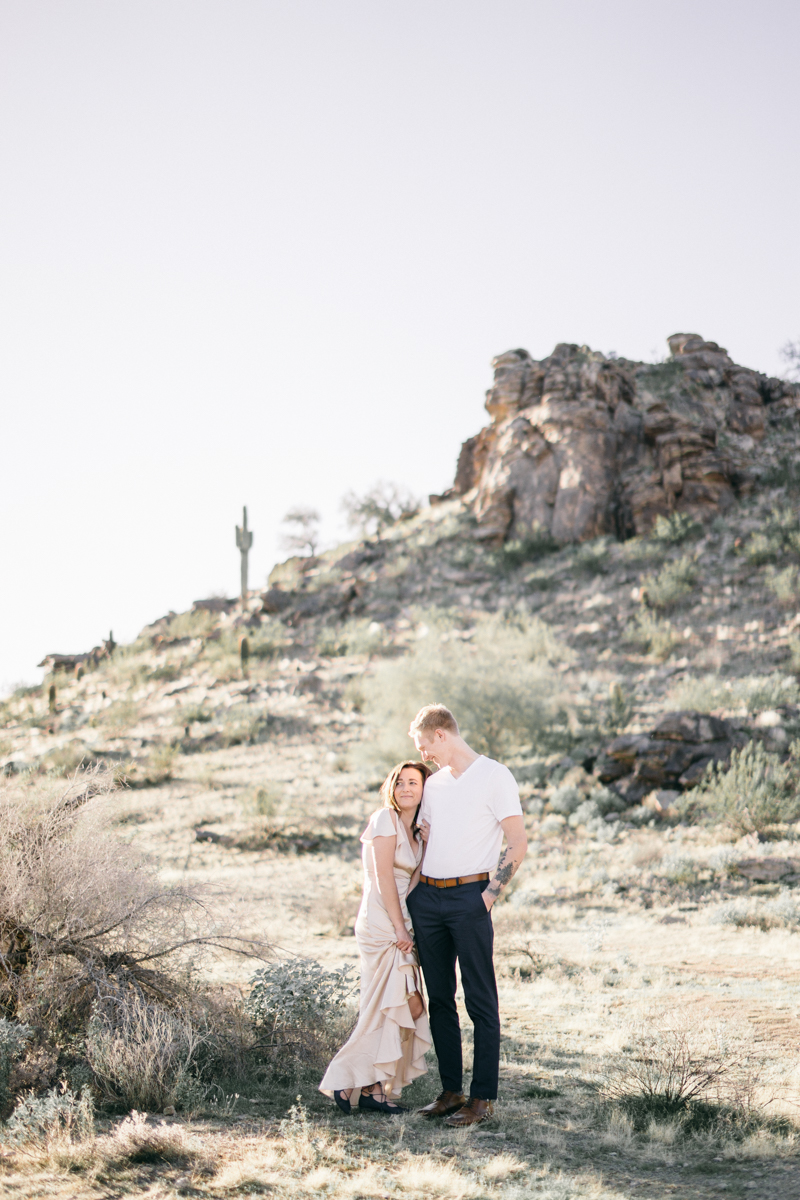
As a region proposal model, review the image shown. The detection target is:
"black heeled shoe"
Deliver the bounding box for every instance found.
[358,1091,407,1115]
[333,1090,352,1115]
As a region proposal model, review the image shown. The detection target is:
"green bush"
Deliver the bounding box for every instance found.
[744,506,800,565]
[624,609,678,661]
[0,1019,33,1111]
[246,959,356,1068]
[0,1083,94,1150]
[668,672,799,715]
[500,527,559,569]
[573,538,612,576]
[642,555,698,610]
[359,611,570,766]
[686,741,800,835]
[247,958,356,1036]
[651,512,702,544]
[766,565,800,607]
[761,453,800,493]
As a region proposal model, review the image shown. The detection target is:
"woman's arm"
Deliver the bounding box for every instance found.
[372,835,413,952]
[407,834,427,894]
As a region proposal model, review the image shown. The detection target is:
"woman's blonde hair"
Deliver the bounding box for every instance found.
[380,760,431,815]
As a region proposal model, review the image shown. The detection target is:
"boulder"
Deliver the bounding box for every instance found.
[596,709,745,796]
[443,335,800,543]
[734,857,800,883]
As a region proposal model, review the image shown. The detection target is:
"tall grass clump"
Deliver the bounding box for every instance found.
[641,555,698,610]
[87,989,203,1112]
[685,741,800,835]
[624,609,677,661]
[744,506,800,565]
[357,611,571,766]
[651,512,702,545]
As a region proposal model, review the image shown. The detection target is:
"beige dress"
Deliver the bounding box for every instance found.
[319,807,431,1098]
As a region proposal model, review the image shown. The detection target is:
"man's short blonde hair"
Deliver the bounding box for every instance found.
[409,704,459,736]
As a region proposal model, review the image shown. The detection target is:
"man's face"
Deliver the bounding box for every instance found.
[413,729,442,764]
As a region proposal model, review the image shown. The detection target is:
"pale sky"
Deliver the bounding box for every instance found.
[2,0,798,689]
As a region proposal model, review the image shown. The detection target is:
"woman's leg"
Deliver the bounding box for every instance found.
[408,991,424,1020]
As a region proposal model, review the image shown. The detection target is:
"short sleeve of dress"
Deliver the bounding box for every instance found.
[360,807,398,844]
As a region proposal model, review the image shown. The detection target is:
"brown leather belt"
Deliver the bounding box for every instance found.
[420,872,489,888]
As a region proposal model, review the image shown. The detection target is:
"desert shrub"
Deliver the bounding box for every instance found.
[710,890,800,932]
[246,958,356,1042]
[622,537,665,564]
[624,609,678,661]
[605,682,635,734]
[107,1109,203,1166]
[87,989,203,1111]
[603,1018,726,1125]
[40,742,90,776]
[246,959,356,1068]
[573,537,612,575]
[549,785,583,815]
[0,767,263,1040]
[766,565,800,606]
[668,672,799,715]
[341,481,419,537]
[0,1083,94,1152]
[686,741,800,835]
[335,618,394,657]
[744,506,800,564]
[658,855,699,886]
[0,1018,32,1111]
[247,618,292,660]
[651,512,702,544]
[762,452,800,492]
[591,786,627,816]
[164,609,218,640]
[499,527,559,568]
[359,611,570,766]
[121,743,177,787]
[641,555,698,609]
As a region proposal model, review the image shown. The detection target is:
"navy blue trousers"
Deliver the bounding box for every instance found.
[406,879,500,1100]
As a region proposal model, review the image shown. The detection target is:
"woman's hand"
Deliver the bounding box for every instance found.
[418,819,431,844]
[394,925,413,953]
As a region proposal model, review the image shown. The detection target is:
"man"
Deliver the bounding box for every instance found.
[405,703,528,1127]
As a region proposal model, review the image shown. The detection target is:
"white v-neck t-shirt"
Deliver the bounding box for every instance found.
[419,755,522,878]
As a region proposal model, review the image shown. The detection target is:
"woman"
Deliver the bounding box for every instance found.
[319,760,432,1114]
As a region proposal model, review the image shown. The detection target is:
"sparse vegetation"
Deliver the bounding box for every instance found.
[650,511,702,544]
[641,554,698,609]
[360,610,570,765]
[685,740,800,835]
[624,608,678,660]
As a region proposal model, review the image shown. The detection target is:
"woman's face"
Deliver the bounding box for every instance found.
[394,767,424,812]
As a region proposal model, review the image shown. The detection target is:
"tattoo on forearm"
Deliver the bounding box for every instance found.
[486,848,518,900]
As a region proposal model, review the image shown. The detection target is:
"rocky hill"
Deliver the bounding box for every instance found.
[3,331,800,812]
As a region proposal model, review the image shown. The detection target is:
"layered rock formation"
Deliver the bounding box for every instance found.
[438,335,800,543]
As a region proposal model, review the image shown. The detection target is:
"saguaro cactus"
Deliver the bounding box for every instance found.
[235,506,253,603]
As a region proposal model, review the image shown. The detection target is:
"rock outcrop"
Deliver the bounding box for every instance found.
[438,335,800,544]
[594,709,748,804]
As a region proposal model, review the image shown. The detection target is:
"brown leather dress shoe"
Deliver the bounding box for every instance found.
[417,1090,467,1118]
[444,1098,494,1127]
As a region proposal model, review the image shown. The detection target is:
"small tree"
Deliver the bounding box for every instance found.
[280,507,321,557]
[781,338,800,382]
[341,481,419,538]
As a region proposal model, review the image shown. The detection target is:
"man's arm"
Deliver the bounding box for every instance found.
[483,815,527,910]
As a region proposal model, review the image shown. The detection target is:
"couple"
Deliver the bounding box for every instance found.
[319,703,528,1126]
